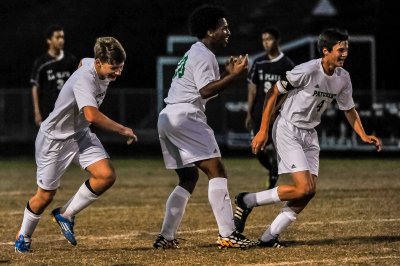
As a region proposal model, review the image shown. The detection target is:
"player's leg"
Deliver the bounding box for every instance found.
[156,166,198,247]
[51,158,113,246]
[258,173,317,247]
[196,157,233,236]
[234,169,314,233]
[16,132,73,252]
[60,158,114,219]
[196,157,259,248]
[52,131,109,245]
[15,188,57,253]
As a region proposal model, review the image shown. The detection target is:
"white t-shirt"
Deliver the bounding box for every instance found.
[277,58,355,129]
[164,42,220,112]
[40,58,109,139]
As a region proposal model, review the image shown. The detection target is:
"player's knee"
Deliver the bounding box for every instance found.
[38,190,56,204]
[296,187,315,199]
[179,175,198,194]
[96,168,116,186]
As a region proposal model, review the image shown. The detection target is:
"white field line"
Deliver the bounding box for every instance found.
[1,217,399,246]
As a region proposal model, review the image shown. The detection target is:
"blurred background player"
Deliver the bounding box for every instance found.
[30,24,78,126]
[15,37,137,253]
[153,5,258,249]
[235,28,382,248]
[245,27,295,189]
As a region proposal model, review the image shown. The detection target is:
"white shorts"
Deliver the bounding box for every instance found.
[272,115,320,176]
[35,129,109,190]
[158,103,221,169]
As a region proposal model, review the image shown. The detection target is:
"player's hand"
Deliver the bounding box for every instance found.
[227,54,248,77]
[122,127,138,145]
[251,130,268,154]
[362,135,382,152]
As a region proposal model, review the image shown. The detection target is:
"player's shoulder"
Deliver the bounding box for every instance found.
[252,54,268,64]
[291,59,320,74]
[188,42,215,60]
[33,52,52,65]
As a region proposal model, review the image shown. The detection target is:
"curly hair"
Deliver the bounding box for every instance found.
[188,5,227,39]
[261,27,281,41]
[317,28,348,56]
[94,37,126,64]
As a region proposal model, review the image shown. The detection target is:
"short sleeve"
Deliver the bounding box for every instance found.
[192,56,218,91]
[73,76,98,111]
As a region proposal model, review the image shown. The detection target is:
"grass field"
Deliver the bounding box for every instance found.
[0,157,399,265]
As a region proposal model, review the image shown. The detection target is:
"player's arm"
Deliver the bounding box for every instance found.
[31,85,42,126]
[344,107,382,151]
[245,83,256,130]
[83,106,137,144]
[251,84,280,154]
[199,55,248,99]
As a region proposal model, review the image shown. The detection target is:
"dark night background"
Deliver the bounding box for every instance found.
[0,0,396,90]
[0,0,398,156]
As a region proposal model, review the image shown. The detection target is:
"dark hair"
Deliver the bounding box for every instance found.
[317,28,349,56]
[261,27,281,40]
[188,5,227,39]
[94,37,126,64]
[45,24,64,40]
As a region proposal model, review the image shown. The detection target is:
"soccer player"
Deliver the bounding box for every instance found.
[153,5,258,249]
[31,25,78,127]
[234,28,382,248]
[245,27,295,189]
[15,37,137,253]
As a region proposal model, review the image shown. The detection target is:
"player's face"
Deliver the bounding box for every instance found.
[48,31,65,51]
[261,33,277,52]
[211,18,231,48]
[325,41,349,68]
[95,59,124,81]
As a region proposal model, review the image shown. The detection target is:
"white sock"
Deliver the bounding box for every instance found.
[208,178,235,237]
[19,207,40,237]
[61,182,98,220]
[255,187,281,206]
[160,186,191,241]
[260,206,297,242]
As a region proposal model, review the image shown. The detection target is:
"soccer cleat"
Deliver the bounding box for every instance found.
[217,231,259,249]
[15,234,32,253]
[51,208,77,246]
[258,236,285,248]
[234,192,253,233]
[153,234,180,249]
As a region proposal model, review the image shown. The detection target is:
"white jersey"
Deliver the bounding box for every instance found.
[40,58,109,139]
[164,42,220,112]
[277,58,355,129]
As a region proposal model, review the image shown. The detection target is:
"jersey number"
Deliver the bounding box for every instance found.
[173,54,188,79]
[316,100,325,112]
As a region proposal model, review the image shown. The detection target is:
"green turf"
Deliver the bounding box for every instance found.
[1,157,399,265]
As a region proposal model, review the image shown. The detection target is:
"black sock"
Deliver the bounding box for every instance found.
[26,201,42,215]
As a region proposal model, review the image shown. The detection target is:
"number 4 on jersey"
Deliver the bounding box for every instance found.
[316,100,325,112]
